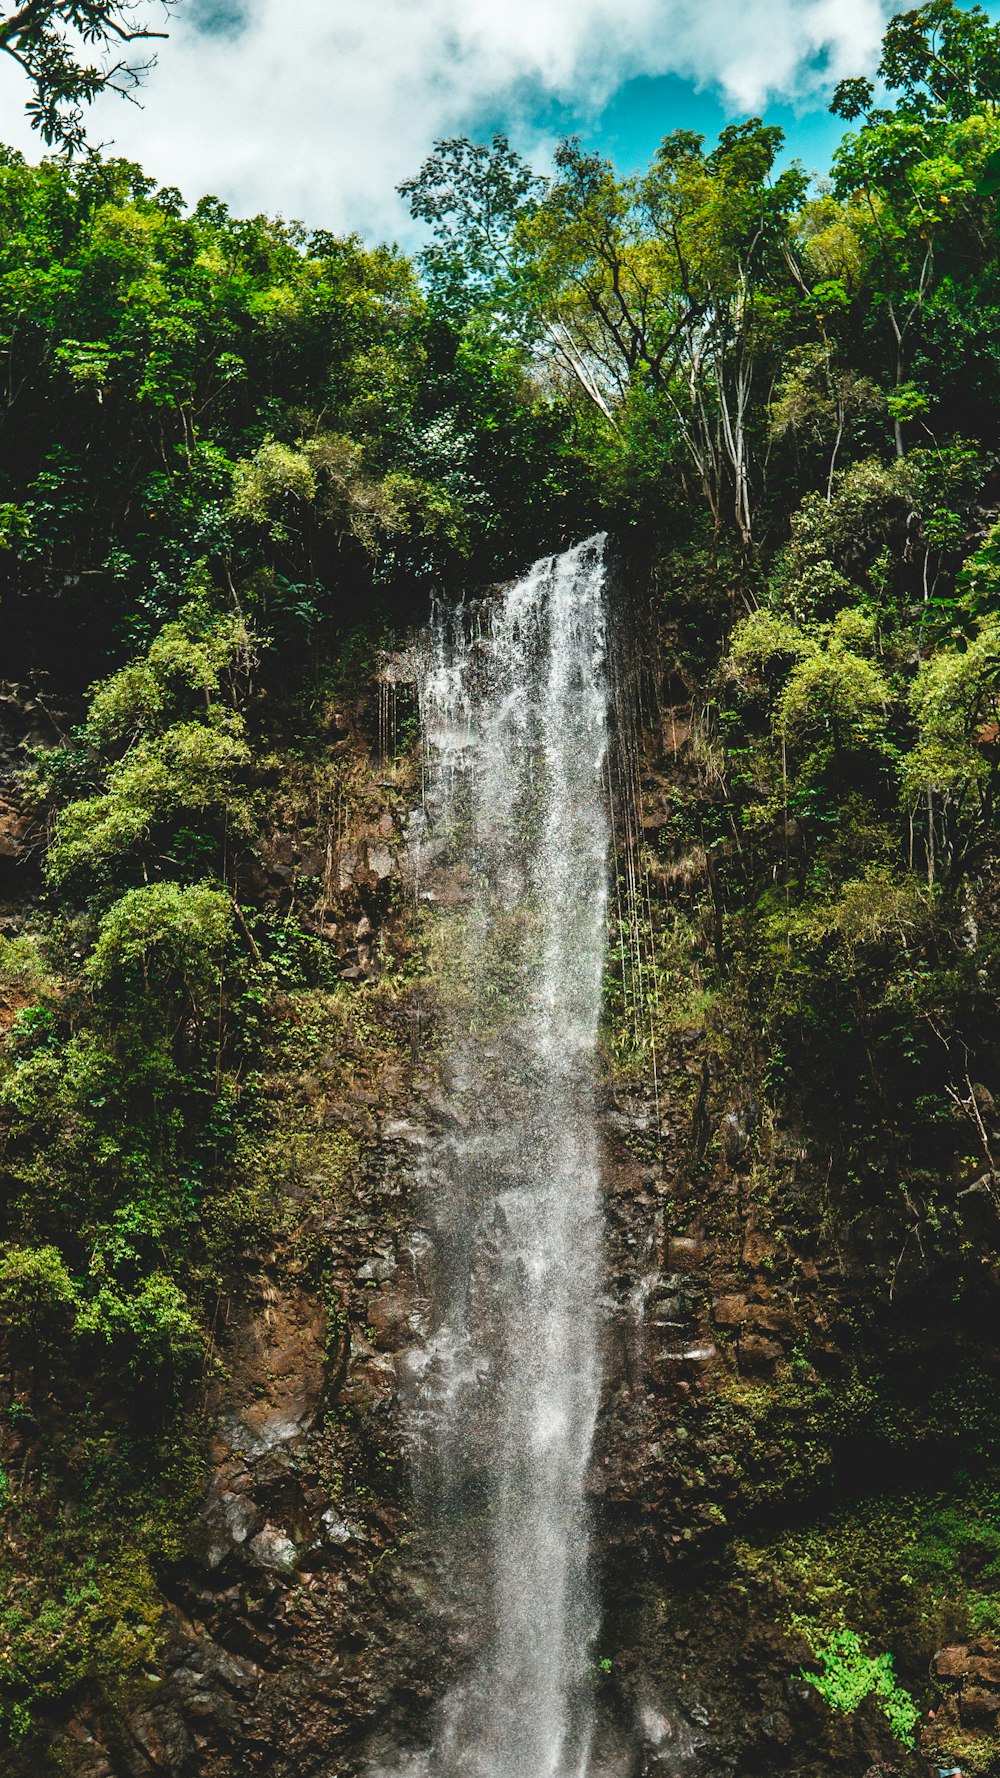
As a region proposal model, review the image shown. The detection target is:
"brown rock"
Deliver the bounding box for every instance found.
[334,841,361,889]
[933,1645,971,1679]
[248,1523,299,1573]
[198,1484,262,1570]
[366,1287,415,1352]
[667,1236,708,1270]
[960,1683,1000,1726]
[713,1294,748,1326]
[968,1654,1000,1686]
[649,1340,717,1391]
[130,1704,196,1768]
[296,845,326,877]
[206,1284,328,1459]
[738,1333,784,1373]
[742,1229,777,1268]
[0,798,31,861]
[745,1302,792,1335]
[366,841,395,880]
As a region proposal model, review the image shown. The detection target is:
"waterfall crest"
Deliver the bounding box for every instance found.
[407,536,611,1778]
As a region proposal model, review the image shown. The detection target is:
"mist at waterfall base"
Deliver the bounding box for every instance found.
[383,537,611,1778]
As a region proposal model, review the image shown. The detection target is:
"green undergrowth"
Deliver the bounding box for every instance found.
[0,1404,207,1752]
[731,1468,1000,1749]
[794,1623,920,1748]
[737,1470,1000,1642]
[0,596,423,1756]
[699,1352,1000,1536]
[707,1468,1000,1769]
[602,890,718,1078]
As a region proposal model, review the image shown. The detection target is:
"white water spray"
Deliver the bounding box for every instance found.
[406,536,610,1778]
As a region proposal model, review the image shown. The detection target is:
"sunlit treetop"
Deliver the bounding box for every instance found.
[833,0,1000,122]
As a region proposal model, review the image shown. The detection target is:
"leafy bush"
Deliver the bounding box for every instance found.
[0,1244,77,1336]
[86,882,233,997]
[47,718,254,889]
[796,1622,919,1747]
[84,607,252,749]
[74,1273,204,1378]
[231,437,318,540]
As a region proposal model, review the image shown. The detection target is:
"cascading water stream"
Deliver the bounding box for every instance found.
[404,535,610,1778]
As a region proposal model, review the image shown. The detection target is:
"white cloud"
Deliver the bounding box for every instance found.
[0,0,893,240]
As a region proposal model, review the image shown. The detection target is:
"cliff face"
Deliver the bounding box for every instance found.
[3,603,1000,1778]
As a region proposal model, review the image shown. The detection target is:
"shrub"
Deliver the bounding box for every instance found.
[85,609,251,750]
[46,720,253,887]
[797,1622,920,1747]
[231,437,317,539]
[86,882,233,998]
[0,1245,78,1338]
[74,1274,204,1377]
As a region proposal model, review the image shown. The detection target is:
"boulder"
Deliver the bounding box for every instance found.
[712,1294,747,1326]
[667,1237,708,1271]
[960,1683,1000,1726]
[933,1645,971,1679]
[248,1523,299,1573]
[738,1333,784,1373]
[199,1486,262,1571]
[128,1704,196,1773]
[968,1652,1000,1686]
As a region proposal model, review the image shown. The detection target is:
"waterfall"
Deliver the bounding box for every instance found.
[406,535,610,1778]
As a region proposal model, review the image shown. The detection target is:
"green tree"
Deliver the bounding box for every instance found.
[831,1,1000,454]
[398,131,543,323]
[523,124,809,543]
[0,2,174,152]
[404,122,807,545]
[904,613,1000,881]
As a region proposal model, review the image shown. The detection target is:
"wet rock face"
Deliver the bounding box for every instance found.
[929,1640,1000,1739]
[20,1067,927,1777]
[586,1061,968,1778]
[30,683,1000,1778]
[45,1095,437,1777]
[627,1689,714,1778]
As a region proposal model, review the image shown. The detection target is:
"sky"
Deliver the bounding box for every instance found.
[0,0,911,242]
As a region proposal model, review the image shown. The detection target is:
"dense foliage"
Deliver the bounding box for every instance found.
[401,0,1000,1284]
